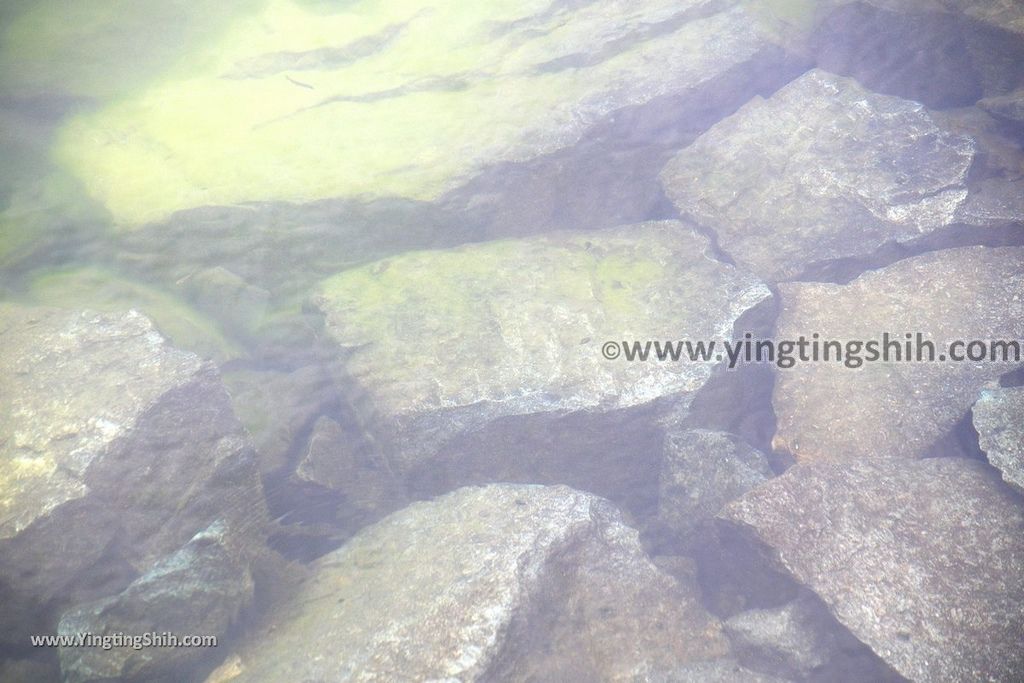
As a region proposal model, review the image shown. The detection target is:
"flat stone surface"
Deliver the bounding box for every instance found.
[52,0,792,226]
[214,484,729,682]
[979,89,1024,126]
[772,246,1024,463]
[716,457,1024,683]
[972,385,1024,493]
[315,221,771,508]
[660,69,975,281]
[0,304,266,643]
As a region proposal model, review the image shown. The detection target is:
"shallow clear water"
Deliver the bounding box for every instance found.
[2,1,1023,682]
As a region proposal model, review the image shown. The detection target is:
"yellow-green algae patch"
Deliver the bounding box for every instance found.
[21,267,242,363]
[52,0,772,225]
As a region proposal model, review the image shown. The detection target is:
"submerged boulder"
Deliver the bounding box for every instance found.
[660,69,976,281]
[0,304,266,644]
[655,429,772,547]
[58,522,253,683]
[314,221,771,512]
[53,0,797,226]
[771,246,1024,463]
[210,484,729,682]
[972,385,1024,493]
[708,458,1024,682]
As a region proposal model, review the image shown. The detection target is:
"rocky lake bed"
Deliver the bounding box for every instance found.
[1,0,1023,681]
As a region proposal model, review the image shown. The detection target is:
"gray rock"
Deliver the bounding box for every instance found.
[314,221,771,513]
[812,1,1024,108]
[657,430,772,544]
[712,458,1024,682]
[660,69,976,282]
[972,385,1024,493]
[58,522,254,683]
[979,89,1024,126]
[771,246,1024,463]
[647,658,789,682]
[291,415,407,533]
[0,304,266,644]
[213,484,730,682]
[724,592,901,682]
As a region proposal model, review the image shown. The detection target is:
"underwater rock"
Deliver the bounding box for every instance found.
[315,221,771,513]
[812,0,1024,108]
[58,522,254,683]
[708,458,1024,682]
[54,0,798,226]
[211,484,729,682]
[646,659,788,682]
[979,88,1024,127]
[0,304,266,644]
[655,429,772,546]
[972,385,1024,494]
[660,69,976,281]
[287,415,407,536]
[772,246,1024,463]
[723,592,901,682]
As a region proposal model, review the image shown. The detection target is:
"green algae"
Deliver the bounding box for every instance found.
[21,267,242,363]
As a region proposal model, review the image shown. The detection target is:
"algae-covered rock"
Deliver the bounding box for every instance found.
[710,458,1024,682]
[22,266,242,362]
[0,304,266,644]
[53,0,793,226]
[771,246,1024,463]
[212,484,729,682]
[315,221,771,511]
[58,522,254,683]
[972,385,1024,494]
[660,69,976,281]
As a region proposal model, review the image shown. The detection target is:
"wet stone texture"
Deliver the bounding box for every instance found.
[660,69,976,282]
[209,484,730,682]
[58,522,254,683]
[708,457,1024,683]
[772,246,1024,463]
[314,221,771,514]
[972,385,1024,494]
[0,304,267,645]
[654,429,772,548]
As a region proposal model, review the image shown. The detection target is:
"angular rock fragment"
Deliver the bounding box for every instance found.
[772,246,1024,463]
[213,484,729,682]
[58,522,254,683]
[724,592,901,682]
[660,69,976,281]
[315,222,771,512]
[0,304,266,644]
[972,385,1024,493]
[54,0,798,227]
[711,458,1024,683]
[656,429,772,545]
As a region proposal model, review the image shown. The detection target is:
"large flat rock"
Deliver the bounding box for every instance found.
[772,246,1024,463]
[209,484,729,682]
[315,221,771,510]
[660,69,976,281]
[972,385,1024,493]
[0,304,266,643]
[51,0,794,226]
[712,458,1024,682]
